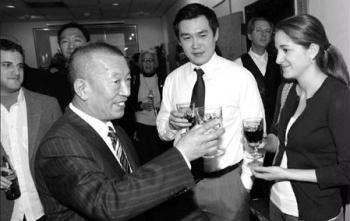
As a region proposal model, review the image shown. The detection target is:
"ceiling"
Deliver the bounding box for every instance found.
[0,0,179,22]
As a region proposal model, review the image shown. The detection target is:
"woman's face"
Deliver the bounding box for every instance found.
[274,30,313,80]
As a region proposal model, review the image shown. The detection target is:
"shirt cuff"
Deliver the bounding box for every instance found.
[176,147,191,169]
[241,153,255,191]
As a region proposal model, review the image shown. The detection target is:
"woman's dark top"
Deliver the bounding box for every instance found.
[273,77,350,221]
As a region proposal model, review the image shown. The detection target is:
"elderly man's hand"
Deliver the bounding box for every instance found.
[175,119,225,161]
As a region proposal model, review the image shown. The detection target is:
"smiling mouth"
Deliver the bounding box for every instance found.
[116,101,126,107]
[192,52,204,57]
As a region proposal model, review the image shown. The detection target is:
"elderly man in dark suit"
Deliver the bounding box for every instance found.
[34,42,224,221]
[0,39,61,221]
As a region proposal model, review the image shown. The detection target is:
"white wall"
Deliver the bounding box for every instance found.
[0,18,164,68]
[308,0,350,69]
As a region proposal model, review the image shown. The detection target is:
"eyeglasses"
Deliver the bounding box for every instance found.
[254,28,272,35]
[142,59,155,63]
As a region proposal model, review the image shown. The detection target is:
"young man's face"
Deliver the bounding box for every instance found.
[0,50,24,95]
[59,27,87,60]
[178,15,218,66]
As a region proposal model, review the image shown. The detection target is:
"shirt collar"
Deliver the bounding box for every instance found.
[248,48,268,61]
[0,88,25,110]
[17,88,25,103]
[189,52,218,78]
[69,103,112,138]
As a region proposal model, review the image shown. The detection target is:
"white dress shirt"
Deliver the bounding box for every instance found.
[157,53,265,172]
[234,48,269,76]
[1,89,44,221]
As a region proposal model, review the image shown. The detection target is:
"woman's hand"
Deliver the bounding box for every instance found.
[252,166,288,181]
[252,166,317,183]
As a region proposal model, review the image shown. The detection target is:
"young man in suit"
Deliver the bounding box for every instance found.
[34,42,224,221]
[0,39,62,221]
[156,3,265,221]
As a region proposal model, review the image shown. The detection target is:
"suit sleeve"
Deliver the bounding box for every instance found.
[37,136,194,221]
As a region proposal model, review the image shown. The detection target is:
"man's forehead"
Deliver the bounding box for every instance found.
[254,20,271,28]
[60,28,85,39]
[179,16,211,33]
[87,52,129,74]
[0,50,23,62]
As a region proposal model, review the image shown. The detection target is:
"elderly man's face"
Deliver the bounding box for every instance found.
[83,52,131,121]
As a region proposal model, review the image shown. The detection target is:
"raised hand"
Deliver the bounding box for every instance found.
[175,118,225,161]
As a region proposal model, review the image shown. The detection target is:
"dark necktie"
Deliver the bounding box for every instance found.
[191,68,205,108]
[107,126,132,174]
[190,68,205,181]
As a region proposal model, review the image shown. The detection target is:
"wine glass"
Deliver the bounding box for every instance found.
[194,106,224,158]
[242,117,264,168]
[176,103,195,130]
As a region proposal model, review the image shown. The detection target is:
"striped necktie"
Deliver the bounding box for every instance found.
[107,126,132,174]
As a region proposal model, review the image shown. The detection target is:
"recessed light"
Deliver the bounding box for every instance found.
[6,5,16,9]
[112,3,119,6]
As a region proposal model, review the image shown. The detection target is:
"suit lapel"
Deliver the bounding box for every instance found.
[66,109,126,177]
[23,89,41,161]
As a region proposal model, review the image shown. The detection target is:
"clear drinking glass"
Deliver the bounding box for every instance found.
[194,106,224,158]
[176,103,196,130]
[242,117,265,168]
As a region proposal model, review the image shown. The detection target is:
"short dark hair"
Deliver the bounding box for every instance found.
[0,38,24,59]
[173,3,219,39]
[247,17,273,34]
[68,41,125,83]
[57,22,90,43]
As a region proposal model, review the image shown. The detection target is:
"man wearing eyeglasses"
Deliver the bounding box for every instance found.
[234,17,281,134]
[234,17,282,198]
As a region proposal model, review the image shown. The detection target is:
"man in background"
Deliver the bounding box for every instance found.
[234,17,281,132]
[157,3,264,220]
[1,39,61,221]
[49,22,90,111]
[35,42,224,220]
[234,17,281,199]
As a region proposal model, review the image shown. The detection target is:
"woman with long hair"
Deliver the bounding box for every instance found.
[253,14,350,221]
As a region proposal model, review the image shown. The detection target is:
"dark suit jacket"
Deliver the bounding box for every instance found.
[0,88,61,221]
[35,108,195,221]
